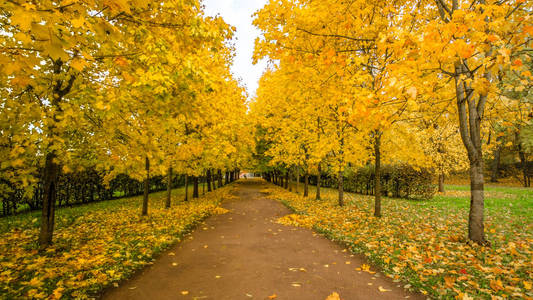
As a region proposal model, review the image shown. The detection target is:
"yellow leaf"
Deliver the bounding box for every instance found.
[181,291,189,295]
[325,292,340,300]
[378,286,391,292]
[71,16,85,28]
[71,58,88,71]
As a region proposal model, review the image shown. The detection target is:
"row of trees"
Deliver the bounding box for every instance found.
[251,0,531,244]
[0,1,252,249]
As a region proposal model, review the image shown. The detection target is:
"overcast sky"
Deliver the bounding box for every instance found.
[203,0,268,99]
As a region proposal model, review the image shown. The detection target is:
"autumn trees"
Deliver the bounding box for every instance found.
[0,0,252,249]
[251,0,531,244]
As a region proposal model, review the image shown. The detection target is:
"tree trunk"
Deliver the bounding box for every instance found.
[303,172,309,197]
[316,164,321,200]
[338,169,344,207]
[207,169,212,192]
[284,172,289,189]
[142,157,150,216]
[490,143,501,182]
[218,169,223,188]
[374,133,382,218]
[165,166,172,208]
[455,61,488,245]
[438,173,445,193]
[193,176,199,198]
[184,175,189,201]
[296,166,300,194]
[38,152,60,250]
[288,169,292,192]
[225,171,229,185]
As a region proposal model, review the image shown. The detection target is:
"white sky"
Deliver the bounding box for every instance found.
[202,0,268,99]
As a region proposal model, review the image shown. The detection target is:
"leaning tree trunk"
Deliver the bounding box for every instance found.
[142,157,150,216]
[316,164,321,200]
[438,173,445,193]
[455,61,488,245]
[303,172,309,197]
[374,133,382,217]
[165,166,172,208]
[193,176,199,198]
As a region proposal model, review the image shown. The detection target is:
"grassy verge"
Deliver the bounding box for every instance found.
[265,182,532,299]
[0,184,234,299]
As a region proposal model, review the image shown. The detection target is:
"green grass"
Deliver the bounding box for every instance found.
[270,181,533,299]
[0,183,198,234]
[0,182,231,299]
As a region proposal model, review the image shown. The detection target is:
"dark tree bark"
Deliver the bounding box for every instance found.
[316,164,321,200]
[165,166,172,208]
[39,59,75,250]
[142,157,150,216]
[218,169,223,188]
[518,149,530,187]
[39,152,60,249]
[193,176,199,198]
[303,172,309,197]
[207,169,212,192]
[225,171,229,185]
[184,175,189,201]
[490,143,502,182]
[338,170,344,207]
[296,167,300,193]
[284,172,289,189]
[374,133,382,217]
[438,173,445,193]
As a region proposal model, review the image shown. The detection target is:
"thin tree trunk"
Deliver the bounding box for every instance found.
[193,176,199,198]
[338,169,344,207]
[184,175,189,201]
[438,173,445,193]
[165,166,172,208]
[303,172,309,197]
[455,61,488,245]
[218,169,223,188]
[38,152,60,250]
[142,157,150,216]
[207,169,212,192]
[490,143,501,182]
[316,164,321,200]
[284,172,289,189]
[374,133,382,217]
[288,169,292,192]
[225,171,229,185]
[296,166,300,194]
[202,172,205,195]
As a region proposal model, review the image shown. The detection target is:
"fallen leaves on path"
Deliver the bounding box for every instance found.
[264,186,533,299]
[0,187,232,299]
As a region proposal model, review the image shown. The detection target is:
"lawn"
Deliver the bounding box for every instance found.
[268,182,532,299]
[0,184,233,299]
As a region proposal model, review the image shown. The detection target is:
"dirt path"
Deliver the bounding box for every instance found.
[102,180,423,300]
